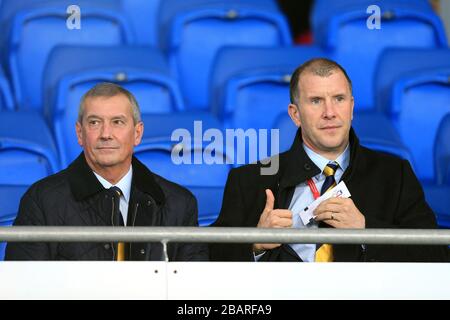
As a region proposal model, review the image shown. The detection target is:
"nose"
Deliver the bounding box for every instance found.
[100,122,113,139]
[322,98,336,119]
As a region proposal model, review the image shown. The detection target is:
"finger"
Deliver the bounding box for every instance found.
[272,217,293,228]
[267,214,292,228]
[271,209,293,219]
[314,213,339,228]
[314,211,335,222]
[313,203,341,216]
[264,189,275,211]
[325,197,349,205]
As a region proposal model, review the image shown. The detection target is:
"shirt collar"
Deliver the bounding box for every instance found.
[302,143,350,175]
[93,166,133,203]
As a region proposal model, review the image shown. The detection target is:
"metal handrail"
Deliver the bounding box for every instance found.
[1,226,450,245]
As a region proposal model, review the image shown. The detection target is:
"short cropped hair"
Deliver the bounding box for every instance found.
[289,58,353,105]
[78,82,142,124]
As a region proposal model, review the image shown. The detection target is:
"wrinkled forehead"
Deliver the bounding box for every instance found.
[83,94,134,118]
[298,70,351,98]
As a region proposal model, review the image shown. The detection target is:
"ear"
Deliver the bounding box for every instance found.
[134,121,144,146]
[76,121,83,147]
[288,103,301,127]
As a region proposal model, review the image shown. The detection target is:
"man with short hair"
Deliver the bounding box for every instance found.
[210,58,447,262]
[6,82,208,261]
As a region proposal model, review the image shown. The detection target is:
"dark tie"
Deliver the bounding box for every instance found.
[109,186,125,261]
[315,162,338,262]
[320,162,339,195]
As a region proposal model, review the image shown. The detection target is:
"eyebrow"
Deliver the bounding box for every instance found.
[85,114,127,120]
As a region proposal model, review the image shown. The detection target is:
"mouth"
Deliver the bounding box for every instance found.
[96,147,120,151]
[320,125,341,130]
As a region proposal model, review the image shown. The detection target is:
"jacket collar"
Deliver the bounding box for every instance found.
[279,126,360,188]
[67,153,165,204]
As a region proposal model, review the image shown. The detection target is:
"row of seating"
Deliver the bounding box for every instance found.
[0,0,447,113]
[4,44,448,178]
[0,0,291,112]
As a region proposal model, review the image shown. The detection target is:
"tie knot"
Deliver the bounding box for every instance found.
[323,162,338,177]
[109,186,122,197]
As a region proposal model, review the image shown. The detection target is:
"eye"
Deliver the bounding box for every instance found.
[113,119,126,126]
[311,98,321,105]
[335,96,345,102]
[89,120,99,126]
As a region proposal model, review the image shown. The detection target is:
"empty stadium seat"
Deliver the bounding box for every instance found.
[211,46,327,130]
[0,111,59,259]
[43,45,184,167]
[137,111,229,225]
[141,111,224,142]
[423,115,450,228]
[435,114,450,186]
[376,48,450,181]
[423,183,450,228]
[312,0,448,111]
[0,66,14,111]
[159,0,292,110]
[135,140,230,226]
[120,0,161,46]
[0,111,59,185]
[5,0,134,111]
[0,185,28,260]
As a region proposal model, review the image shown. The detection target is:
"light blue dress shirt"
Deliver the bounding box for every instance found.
[288,143,350,262]
[93,166,133,225]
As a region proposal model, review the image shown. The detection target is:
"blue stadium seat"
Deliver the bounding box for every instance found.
[137,111,229,225]
[43,45,184,168]
[0,111,59,185]
[211,46,327,130]
[141,111,224,142]
[159,0,292,110]
[423,183,450,228]
[135,140,230,226]
[0,66,14,111]
[435,114,450,186]
[424,114,450,228]
[376,48,450,181]
[5,0,134,111]
[274,112,415,166]
[0,185,28,260]
[0,110,59,259]
[312,0,447,111]
[120,0,161,46]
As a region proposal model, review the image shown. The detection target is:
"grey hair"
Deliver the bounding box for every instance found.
[78,82,142,124]
[289,58,353,105]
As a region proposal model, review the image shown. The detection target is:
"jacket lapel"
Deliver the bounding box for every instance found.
[66,153,110,226]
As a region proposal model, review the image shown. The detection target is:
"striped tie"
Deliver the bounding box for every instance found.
[315,162,338,262]
[110,186,126,261]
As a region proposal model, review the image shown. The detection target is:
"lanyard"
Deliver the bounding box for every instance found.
[306,178,320,200]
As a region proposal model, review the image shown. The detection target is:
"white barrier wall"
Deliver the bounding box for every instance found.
[0,262,449,299]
